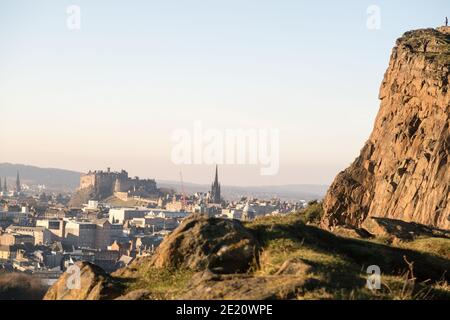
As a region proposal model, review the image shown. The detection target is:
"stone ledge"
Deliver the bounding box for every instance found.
[436,26,450,34]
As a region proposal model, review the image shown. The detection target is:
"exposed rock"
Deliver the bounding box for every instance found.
[322,28,450,232]
[274,259,312,276]
[115,289,151,300]
[43,262,123,300]
[68,186,96,207]
[364,217,450,241]
[329,226,374,240]
[181,270,313,300]
[437,26,450,34]
[149,214,258,274]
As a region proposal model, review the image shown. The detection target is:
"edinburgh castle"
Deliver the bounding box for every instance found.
[76,168,158,202]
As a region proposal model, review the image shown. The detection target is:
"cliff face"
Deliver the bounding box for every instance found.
[322,28,450,231]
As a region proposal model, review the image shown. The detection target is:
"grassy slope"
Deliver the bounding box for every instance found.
[246,211,450,300]
[116,206,450,300]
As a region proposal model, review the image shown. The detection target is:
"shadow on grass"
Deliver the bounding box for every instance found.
[248,217,450,282]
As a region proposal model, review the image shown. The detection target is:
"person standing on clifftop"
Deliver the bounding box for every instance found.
[446,17,448,27]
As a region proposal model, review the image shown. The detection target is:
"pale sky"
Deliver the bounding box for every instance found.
[0,0,447,186]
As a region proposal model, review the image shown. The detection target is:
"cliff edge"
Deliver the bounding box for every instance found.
[322,28,450,231]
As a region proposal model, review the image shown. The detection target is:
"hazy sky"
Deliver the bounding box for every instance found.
[0,0,447,186]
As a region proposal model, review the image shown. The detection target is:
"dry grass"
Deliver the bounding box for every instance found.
[0,272,47,300]
[116,211,450,300]
[245,213,450,300]
[117,262,195,299]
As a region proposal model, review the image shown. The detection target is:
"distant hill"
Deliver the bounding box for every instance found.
[158,180,328,202]
[0,163,81,192]
[0,163,327,200]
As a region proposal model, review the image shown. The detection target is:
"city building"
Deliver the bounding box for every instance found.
[6,225,52,245]
[0,233,34,246]
[64,221,97,248]
[94,218,123,249]
[131,216,179,231]
[108,208,150,224]
[79,168,158,199]
[36,219,65,241]
[222,208,243,220]
[87,200,99,210]
[0,244,23,261]
[148,210,188,219]
[241,203,256,221]
[64,219,123,249]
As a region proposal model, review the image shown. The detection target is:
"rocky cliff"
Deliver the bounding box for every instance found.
[322,27,450,231]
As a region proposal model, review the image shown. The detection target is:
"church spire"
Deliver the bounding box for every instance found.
[16,171,21,193]
[210,165,221,204]
[214,165,219,185]
[3,178,7,192]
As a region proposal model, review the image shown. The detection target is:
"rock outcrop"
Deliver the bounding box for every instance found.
[43,262,123,300]
[180,269,314,300]
[149,214,258,274]
[365,217,450,241]
[323,28,450,232]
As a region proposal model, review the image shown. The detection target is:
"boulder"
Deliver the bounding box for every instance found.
[150,214,258,274]
[43,261,123,300]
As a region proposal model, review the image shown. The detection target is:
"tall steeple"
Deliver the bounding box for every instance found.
[16,171,21,193]
[210,165,221,204]
[3,178,7,192]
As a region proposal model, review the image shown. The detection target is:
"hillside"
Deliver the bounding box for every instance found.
[159,180,328,202]
[44,210,450,300]
[0,163,81,192]
[323,27,450,231]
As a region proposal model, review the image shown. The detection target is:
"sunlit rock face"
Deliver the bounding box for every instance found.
[322,28,450,232]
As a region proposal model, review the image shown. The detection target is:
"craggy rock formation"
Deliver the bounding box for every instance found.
[323,28,450,232]
[149,214,258,274]
[43,262,122,300]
